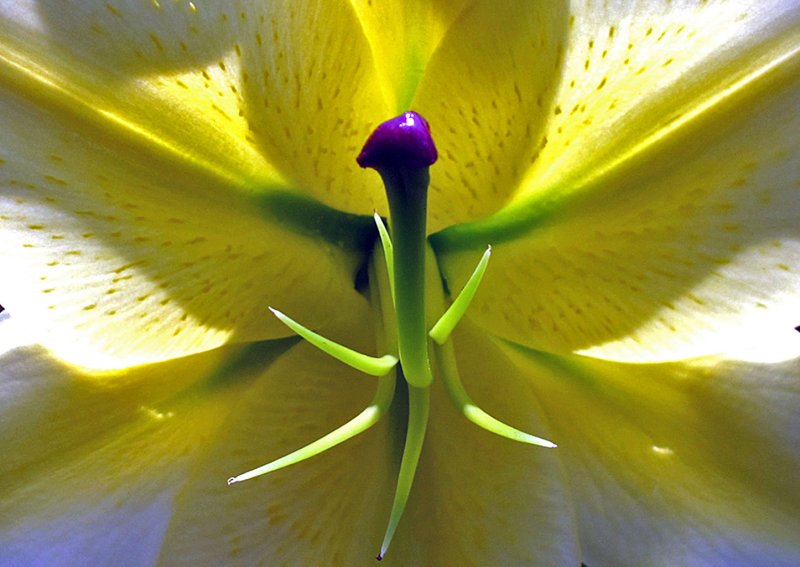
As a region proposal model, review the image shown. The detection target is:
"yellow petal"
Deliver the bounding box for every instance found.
[413,3,567,231]
[0,343,233,480]
[0,2,392,214]
[501,343,800,565]
[349,0,471,114]
[387,323,580,565]
[0,343,250,564]
[0,85,369,369]
[155,328,396,565]
[235,0,392,214]
[434,33,800,361]
[514,0,800,205]
[0,1,279,189]
[0,309,390,564]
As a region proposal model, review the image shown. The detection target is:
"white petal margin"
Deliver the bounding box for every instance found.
[0,82,367,370]
[0,309,36,357]
[501,344,800,566]
[0,344,237,567]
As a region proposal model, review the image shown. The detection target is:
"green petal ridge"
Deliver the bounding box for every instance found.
[256,189,376,252]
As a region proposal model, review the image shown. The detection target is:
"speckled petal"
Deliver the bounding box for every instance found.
[501,343,800,566]
[0,1,394,215]
[234,0,392,215]
[514,0,800,205]
[412,2,567,231]
[434,17,800,361]
[0,84,368,370]
[0,1,280,189]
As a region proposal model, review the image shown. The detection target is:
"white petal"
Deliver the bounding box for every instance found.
[501,343,800,565]
[0,344,237,566]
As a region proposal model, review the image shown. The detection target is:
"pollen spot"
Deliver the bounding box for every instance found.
[687,294,706,306]
[149,33,164,52]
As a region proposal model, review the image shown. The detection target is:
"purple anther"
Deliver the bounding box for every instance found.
[357,111,438,170]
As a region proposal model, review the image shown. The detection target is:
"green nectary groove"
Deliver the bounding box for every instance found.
[252,184,570,261]
[202,336,300,392]
[254,189,377,253]
[429,189,567,254]
[499,337,605,392]
[252,184,564,259]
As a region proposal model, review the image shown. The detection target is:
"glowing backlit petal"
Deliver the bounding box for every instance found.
[0,344,243,565]
[0,0,798,564]
[435,34,800,362]
[514,0,800,205]
[501,343,800,565]
[0,88,368,369]
[0,314,397,565]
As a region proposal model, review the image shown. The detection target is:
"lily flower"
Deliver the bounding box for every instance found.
[1,1,799,565]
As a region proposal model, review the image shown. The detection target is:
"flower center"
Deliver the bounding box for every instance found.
[227,111,555,560]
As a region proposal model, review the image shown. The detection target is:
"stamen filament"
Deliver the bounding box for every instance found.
[378,381,430,560]
[269,307,398,376]
[434,329,556,448]
[373,211,395,302]
[429,245,492,344]
[228,373,396,485]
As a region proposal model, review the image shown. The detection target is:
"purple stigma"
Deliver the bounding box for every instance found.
[357,111,438,170]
